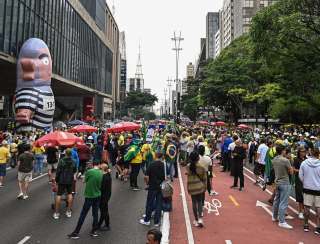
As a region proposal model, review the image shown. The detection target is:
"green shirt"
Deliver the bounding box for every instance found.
[84,168,103,198]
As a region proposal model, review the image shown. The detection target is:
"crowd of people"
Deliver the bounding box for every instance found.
[1,122,320,241]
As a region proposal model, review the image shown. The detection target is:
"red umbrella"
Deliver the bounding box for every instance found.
[69,125,98,133]
[215,121,226,126]
[198,121,209,126]
[36,131,83,147]
[237,124,252,130]
[107,122,140,133]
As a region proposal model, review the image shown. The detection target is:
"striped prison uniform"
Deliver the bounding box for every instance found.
[15,87,55,132]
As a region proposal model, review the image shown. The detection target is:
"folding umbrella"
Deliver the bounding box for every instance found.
[69,125,98,133]
[237,124,252,130]
[107,122,140,133]
[68,120,88,126]
[215,121,226,127]
[36,131,83,147]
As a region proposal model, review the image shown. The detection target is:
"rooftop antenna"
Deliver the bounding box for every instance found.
[135,43,143,80]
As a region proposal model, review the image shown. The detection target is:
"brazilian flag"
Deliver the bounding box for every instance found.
[124,145,140,162]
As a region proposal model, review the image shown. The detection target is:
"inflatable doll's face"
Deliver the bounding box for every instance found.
[17,38,52,89]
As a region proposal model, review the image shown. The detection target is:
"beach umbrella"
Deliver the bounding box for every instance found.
[107,122,140,133]
[69,125,98,133]
[36,131,83,147]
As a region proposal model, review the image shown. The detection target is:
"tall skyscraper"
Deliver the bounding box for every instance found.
[234,0,277,39]
[221,0,234,49]
[119,32,127,104]
[206,12,220,59]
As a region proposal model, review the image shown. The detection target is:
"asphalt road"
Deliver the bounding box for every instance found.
[0,166,151,244]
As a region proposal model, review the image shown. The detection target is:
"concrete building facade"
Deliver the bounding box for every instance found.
[221,0,234,49]
[186,62,195,79]
[214,30,221,58]
[234,0,277,39]
[0,0,120,121]
[206,12,220,60]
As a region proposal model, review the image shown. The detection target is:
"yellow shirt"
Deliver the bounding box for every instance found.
[32,146,45,155]
[0,146,10,164]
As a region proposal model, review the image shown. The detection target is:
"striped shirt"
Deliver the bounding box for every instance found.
[15,87,55,132]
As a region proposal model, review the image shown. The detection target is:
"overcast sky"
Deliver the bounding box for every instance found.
[107,0,224,104]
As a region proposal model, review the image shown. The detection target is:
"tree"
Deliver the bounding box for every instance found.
[125,91,158,109]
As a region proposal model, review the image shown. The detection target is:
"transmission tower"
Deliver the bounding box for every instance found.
[135,43,144,91]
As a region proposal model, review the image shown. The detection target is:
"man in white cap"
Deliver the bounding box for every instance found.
[0,140,10,187]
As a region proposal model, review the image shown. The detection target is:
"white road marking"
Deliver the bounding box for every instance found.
[244,171,317,227]
[225,240,233,244]
[256,200,273,216]
[31,173,48,182]
[17,235,31,244]
[244,167,317,216]
[204,199,222,215]
[160,212,170,244]
[178,164,194,244]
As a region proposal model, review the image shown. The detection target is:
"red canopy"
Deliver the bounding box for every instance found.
[107,122,140,133]
[36,131,83,147]
[237,124,252,130]
[198,121,209,126]
[214,121,226,126]
[69,125,98,133]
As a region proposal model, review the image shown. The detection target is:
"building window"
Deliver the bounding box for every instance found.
[244,0,254,7]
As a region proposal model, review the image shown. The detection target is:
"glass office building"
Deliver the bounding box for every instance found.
[0,0,113,95]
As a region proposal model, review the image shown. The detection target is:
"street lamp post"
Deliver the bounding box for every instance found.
[171,31,183,122]
[164,88,168,117]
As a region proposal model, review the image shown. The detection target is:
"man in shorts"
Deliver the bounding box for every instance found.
[17,144,34,199]
[46,143,59,183]
[0,140,10,187]
[254,138,268,185]
[53,148,77,219]
[299,147,320,234]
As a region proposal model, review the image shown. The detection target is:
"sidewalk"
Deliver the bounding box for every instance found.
[170,163,320,244]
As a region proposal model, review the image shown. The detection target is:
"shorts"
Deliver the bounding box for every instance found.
[18,171,32,182]
[47,163,58,171]
[0,164,7,176]
[57,184,73,196]
[254,162,265,176]
[304,193,320,208]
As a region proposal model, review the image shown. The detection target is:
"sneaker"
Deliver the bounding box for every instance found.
[53,212,60,220]
[230,185,237,189]
[154,223,160,227]
[22,195,29,200]
[198,218,204,228]
[139,218,150,226]
[66,210,72,218]
[90,231,99,237]
[272,216,278,222]
[17,193,24,199]
[193,220,199,227]
[298,212,304,220]
[303,225,310,232]
[0,184,4,188]
[278,222,293,229]
[262,184,267,191]
[209,191,219,196]
[132,187,141,191]
[68,232,79,239]
[314,227,320,235]
[99,226,110,231]
[285,215,294,220]
[239,187,243,191]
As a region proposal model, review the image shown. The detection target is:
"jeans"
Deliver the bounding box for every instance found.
[98,199,110,228]
[166,161,175,179]
[272,184,291,223]
[144,189,163,224]
[130,164,140,188]
[34,154,44,174]
[191,193,203,221]
[73,197,100,234]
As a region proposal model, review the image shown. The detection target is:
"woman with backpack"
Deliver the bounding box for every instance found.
[186,151,207,228]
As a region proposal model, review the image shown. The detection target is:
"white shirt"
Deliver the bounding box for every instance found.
[228,142,236,152]
[257,143,269,165]
[199,155,212,171]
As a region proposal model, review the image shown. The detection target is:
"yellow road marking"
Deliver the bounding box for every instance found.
[229,195,240,207]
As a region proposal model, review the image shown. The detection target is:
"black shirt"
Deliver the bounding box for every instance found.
[18,152,34,173]
[101,173,112,201]
[146,160,165,191]
[46,147,58,164]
